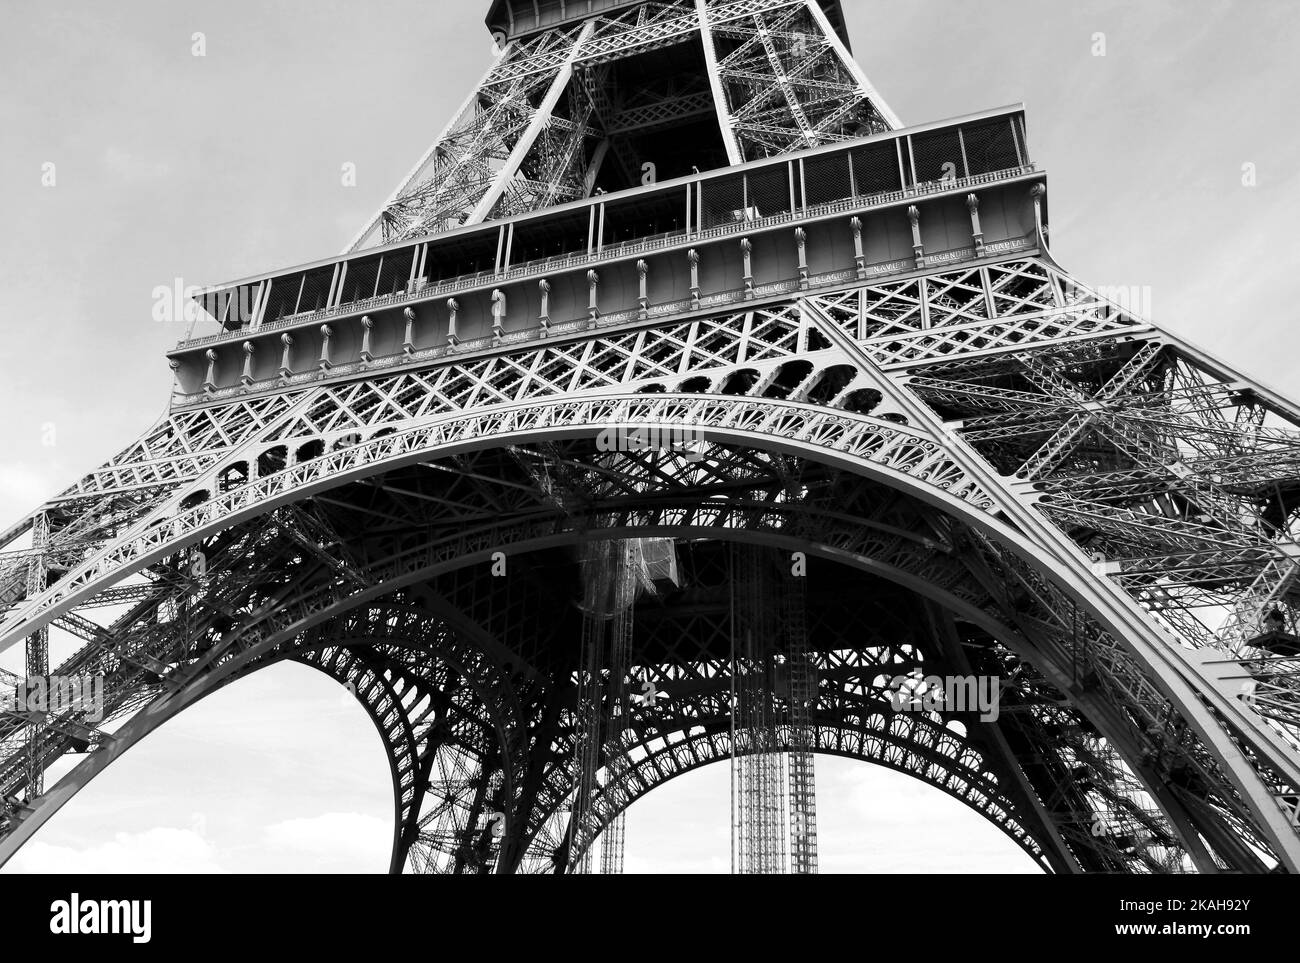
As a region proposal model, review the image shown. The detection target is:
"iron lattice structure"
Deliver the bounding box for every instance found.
[348,0,898,250]
[3,0,1300,875]
[733,544,788,873]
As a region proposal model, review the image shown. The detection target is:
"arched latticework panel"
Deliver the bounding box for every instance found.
[563,739,1047,872]
[0,401,1295,872]
[275,600,539,875]
[266,619,1065,874]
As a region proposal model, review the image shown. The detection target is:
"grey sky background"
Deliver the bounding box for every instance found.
[1,0,1296,872]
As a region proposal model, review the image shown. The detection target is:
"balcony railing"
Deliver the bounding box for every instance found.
[178,163,1038,352]
[175,233,1036,407]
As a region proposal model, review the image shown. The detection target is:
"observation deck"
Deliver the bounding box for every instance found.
[169,105,1046,406]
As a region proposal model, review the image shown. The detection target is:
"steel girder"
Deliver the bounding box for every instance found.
[0,465,1187,873]
[4,253,1300,871]
[345,0,900,250]
[0,439,1284,868]
[291,610,532,875]
[0,253,1143,595]
[703,0,898,160]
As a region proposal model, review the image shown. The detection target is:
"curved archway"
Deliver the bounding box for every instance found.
[552,705,1054,872]
[0,660,393,874]
[617,756,1044,872]
[0,402,1294,872]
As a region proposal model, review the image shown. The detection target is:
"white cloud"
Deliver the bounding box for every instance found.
[5,826,225,874]
[263,812,391,873]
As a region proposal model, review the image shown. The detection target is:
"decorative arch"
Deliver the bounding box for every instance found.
[0,395,1295,871]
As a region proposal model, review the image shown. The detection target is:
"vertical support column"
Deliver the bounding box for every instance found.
[325,264,341,311]
[446,299,460,349]
[403,308,417,356]
[415,243,429,290]
[408,245,422,291]
[491,289,506,345]
[733,544,787,874]
[599,541,638,875]
[587,270,600,321]
[783,567,818,875]
[966,193,984,257]
[333,263,349,309]
[251,278,271,329]
[24,511,50,799]
[203,349,218,393]
[360,315,375,363]
[636,260,649,319]
[240,341,255,387]
[696,0,744,166]
[850,216,866,279]
[568,541,617,872]
[794,227,809,290]
[278,334,294,379]
[740,238,754,300]
[318,325,333,371]
[907,205,925,268]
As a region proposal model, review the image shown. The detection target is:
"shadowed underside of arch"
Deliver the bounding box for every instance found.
[287,612,1061,874]
[0,409,1293,873]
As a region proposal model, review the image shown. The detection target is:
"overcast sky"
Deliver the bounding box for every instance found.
[1,0,1297,873]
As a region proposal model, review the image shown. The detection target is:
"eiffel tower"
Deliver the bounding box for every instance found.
[3,0,1300,874]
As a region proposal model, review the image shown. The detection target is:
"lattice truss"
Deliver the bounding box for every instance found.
[350,23,595,249]
[0,440,1266,872]
[349,0,898,249]
[782,566,818,872]
[733,543,788,874]
[705,0,895,159]
[4,254,1300,871]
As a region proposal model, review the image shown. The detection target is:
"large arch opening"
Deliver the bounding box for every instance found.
[0,662,391,874]
[620,757,1043,873]
[0,404,1288,873]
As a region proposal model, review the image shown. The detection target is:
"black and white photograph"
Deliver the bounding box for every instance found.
[0,0,1294,942]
